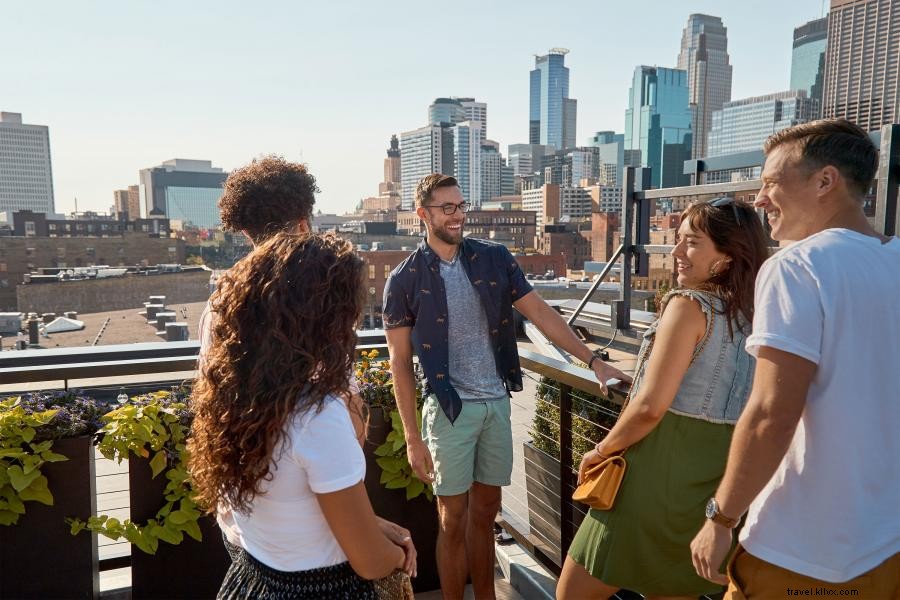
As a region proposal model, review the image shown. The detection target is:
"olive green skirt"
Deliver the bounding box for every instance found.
[568,411,735,597]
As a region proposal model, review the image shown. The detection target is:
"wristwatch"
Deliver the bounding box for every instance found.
[587,352,601,370]
[705,498,739,529]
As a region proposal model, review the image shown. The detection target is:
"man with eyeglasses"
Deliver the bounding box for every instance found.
[384,173,631,599]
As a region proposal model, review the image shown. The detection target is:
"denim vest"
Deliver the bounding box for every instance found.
[630,289,755,424]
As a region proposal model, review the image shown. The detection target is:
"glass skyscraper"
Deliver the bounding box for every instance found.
[790,17,827,115]
[624,66,692,189]
[138,159,227,228]
[676,14,733,159]
[707,90,819,157]
[529,49,577,151]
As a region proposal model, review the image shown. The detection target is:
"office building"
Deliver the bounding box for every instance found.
[139,159,228,229]
[822,0,900,131]
[113,185,141,221]
[0,112,55,215]
[508,143,556,177]
[587,184,624,214]
[399,124,454,210]
[453,121,483,207]
[481,143,502,203]
[676,14,733,159]
[428,98,466,126]
[708,90,819,157]
[587,131,625,186]
[541,147,599,187]
[522,184,591,229]
[790,17,828,112]
[530,49,577,150]
[458,98,487,143]
[624,66,693,188]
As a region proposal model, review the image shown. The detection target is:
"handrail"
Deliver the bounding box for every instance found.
[565,244,625,327]
[518,349,629,405]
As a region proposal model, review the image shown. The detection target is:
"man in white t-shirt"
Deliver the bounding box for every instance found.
[690,119,900,597]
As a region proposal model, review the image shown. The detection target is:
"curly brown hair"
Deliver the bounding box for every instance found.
[677,199,771,338]
[218,155,319,243]
[189,232,364,513]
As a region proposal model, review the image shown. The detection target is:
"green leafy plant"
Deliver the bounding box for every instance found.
[530,376,621,470]
[0,392,109,526]
[356,349,433,502]
[67,390,202,555]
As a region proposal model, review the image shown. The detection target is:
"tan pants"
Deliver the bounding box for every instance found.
[724,545,900,599]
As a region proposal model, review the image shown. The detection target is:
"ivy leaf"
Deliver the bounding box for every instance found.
[376,457,403,473]
[7,465,40,492]
[385,476,411,489]
[0,509,20,526]
[183,518,202,542]
[406,478,425,500]
[149,451,168,479]
[19,475,53,505]
[20,427,36,443]
[40,451,69,463]
[373,442,394,457]
[0,449,26,459]
[167,510,191,525]
[69,519,86,536]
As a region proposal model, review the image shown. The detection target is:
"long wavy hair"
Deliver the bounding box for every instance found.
[189,232,364,513]
[675,200,770,338]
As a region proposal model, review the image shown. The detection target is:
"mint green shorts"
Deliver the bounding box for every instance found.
[421,393,513,496]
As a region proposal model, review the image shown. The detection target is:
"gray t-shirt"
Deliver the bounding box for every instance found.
[440,255,508,401]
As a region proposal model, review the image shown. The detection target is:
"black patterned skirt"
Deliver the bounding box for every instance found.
[218,538,377,600]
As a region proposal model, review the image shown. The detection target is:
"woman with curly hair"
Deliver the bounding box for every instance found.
[190,232,415,599]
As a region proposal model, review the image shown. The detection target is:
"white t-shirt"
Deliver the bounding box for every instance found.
[741,229,900,582]
[217,396,366,571]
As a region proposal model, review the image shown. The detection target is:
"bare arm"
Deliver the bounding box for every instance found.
[691,347,813,583]
[317,482,405,580]
[596,295,706,455]
[513,291,632,395]
[385,326,434,483]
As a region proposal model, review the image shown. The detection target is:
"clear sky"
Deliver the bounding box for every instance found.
[3,0,826,217]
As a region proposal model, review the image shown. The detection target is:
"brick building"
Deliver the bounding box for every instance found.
[0,233,185,310]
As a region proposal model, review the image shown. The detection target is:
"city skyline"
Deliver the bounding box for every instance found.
[2,0,825,217]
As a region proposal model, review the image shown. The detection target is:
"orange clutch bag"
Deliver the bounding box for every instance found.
[571,453,627,510]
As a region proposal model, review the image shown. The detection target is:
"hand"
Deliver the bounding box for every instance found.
[690,519,731,585]
[577,449,606,485]
[591,360,633,396]
[377,517,417,577]
[406,438,435,484]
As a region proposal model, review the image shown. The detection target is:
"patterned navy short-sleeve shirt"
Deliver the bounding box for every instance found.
[383,237,534,424]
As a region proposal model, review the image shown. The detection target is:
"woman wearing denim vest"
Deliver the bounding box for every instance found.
[558,199,770,600]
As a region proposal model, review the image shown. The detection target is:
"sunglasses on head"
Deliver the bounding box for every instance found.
[709,197,744,228]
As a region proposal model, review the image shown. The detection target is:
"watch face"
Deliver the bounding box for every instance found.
[705,498,716,519]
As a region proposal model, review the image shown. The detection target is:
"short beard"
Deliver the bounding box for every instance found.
[432,224,462,245]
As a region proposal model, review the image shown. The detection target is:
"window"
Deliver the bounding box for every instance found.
[85,247,95,257]
[56,247,66,258]
[369,265,376,279]
[24,222,36,237]
[26,247,35,257]
[384,264,391,278]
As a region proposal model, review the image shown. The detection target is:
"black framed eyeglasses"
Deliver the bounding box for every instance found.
[424,202,469,215]
[709,197,744,227]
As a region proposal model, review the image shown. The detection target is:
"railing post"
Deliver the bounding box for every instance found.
[558,382,574,559]
[619,168,634,330]
[876,123,900,237]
